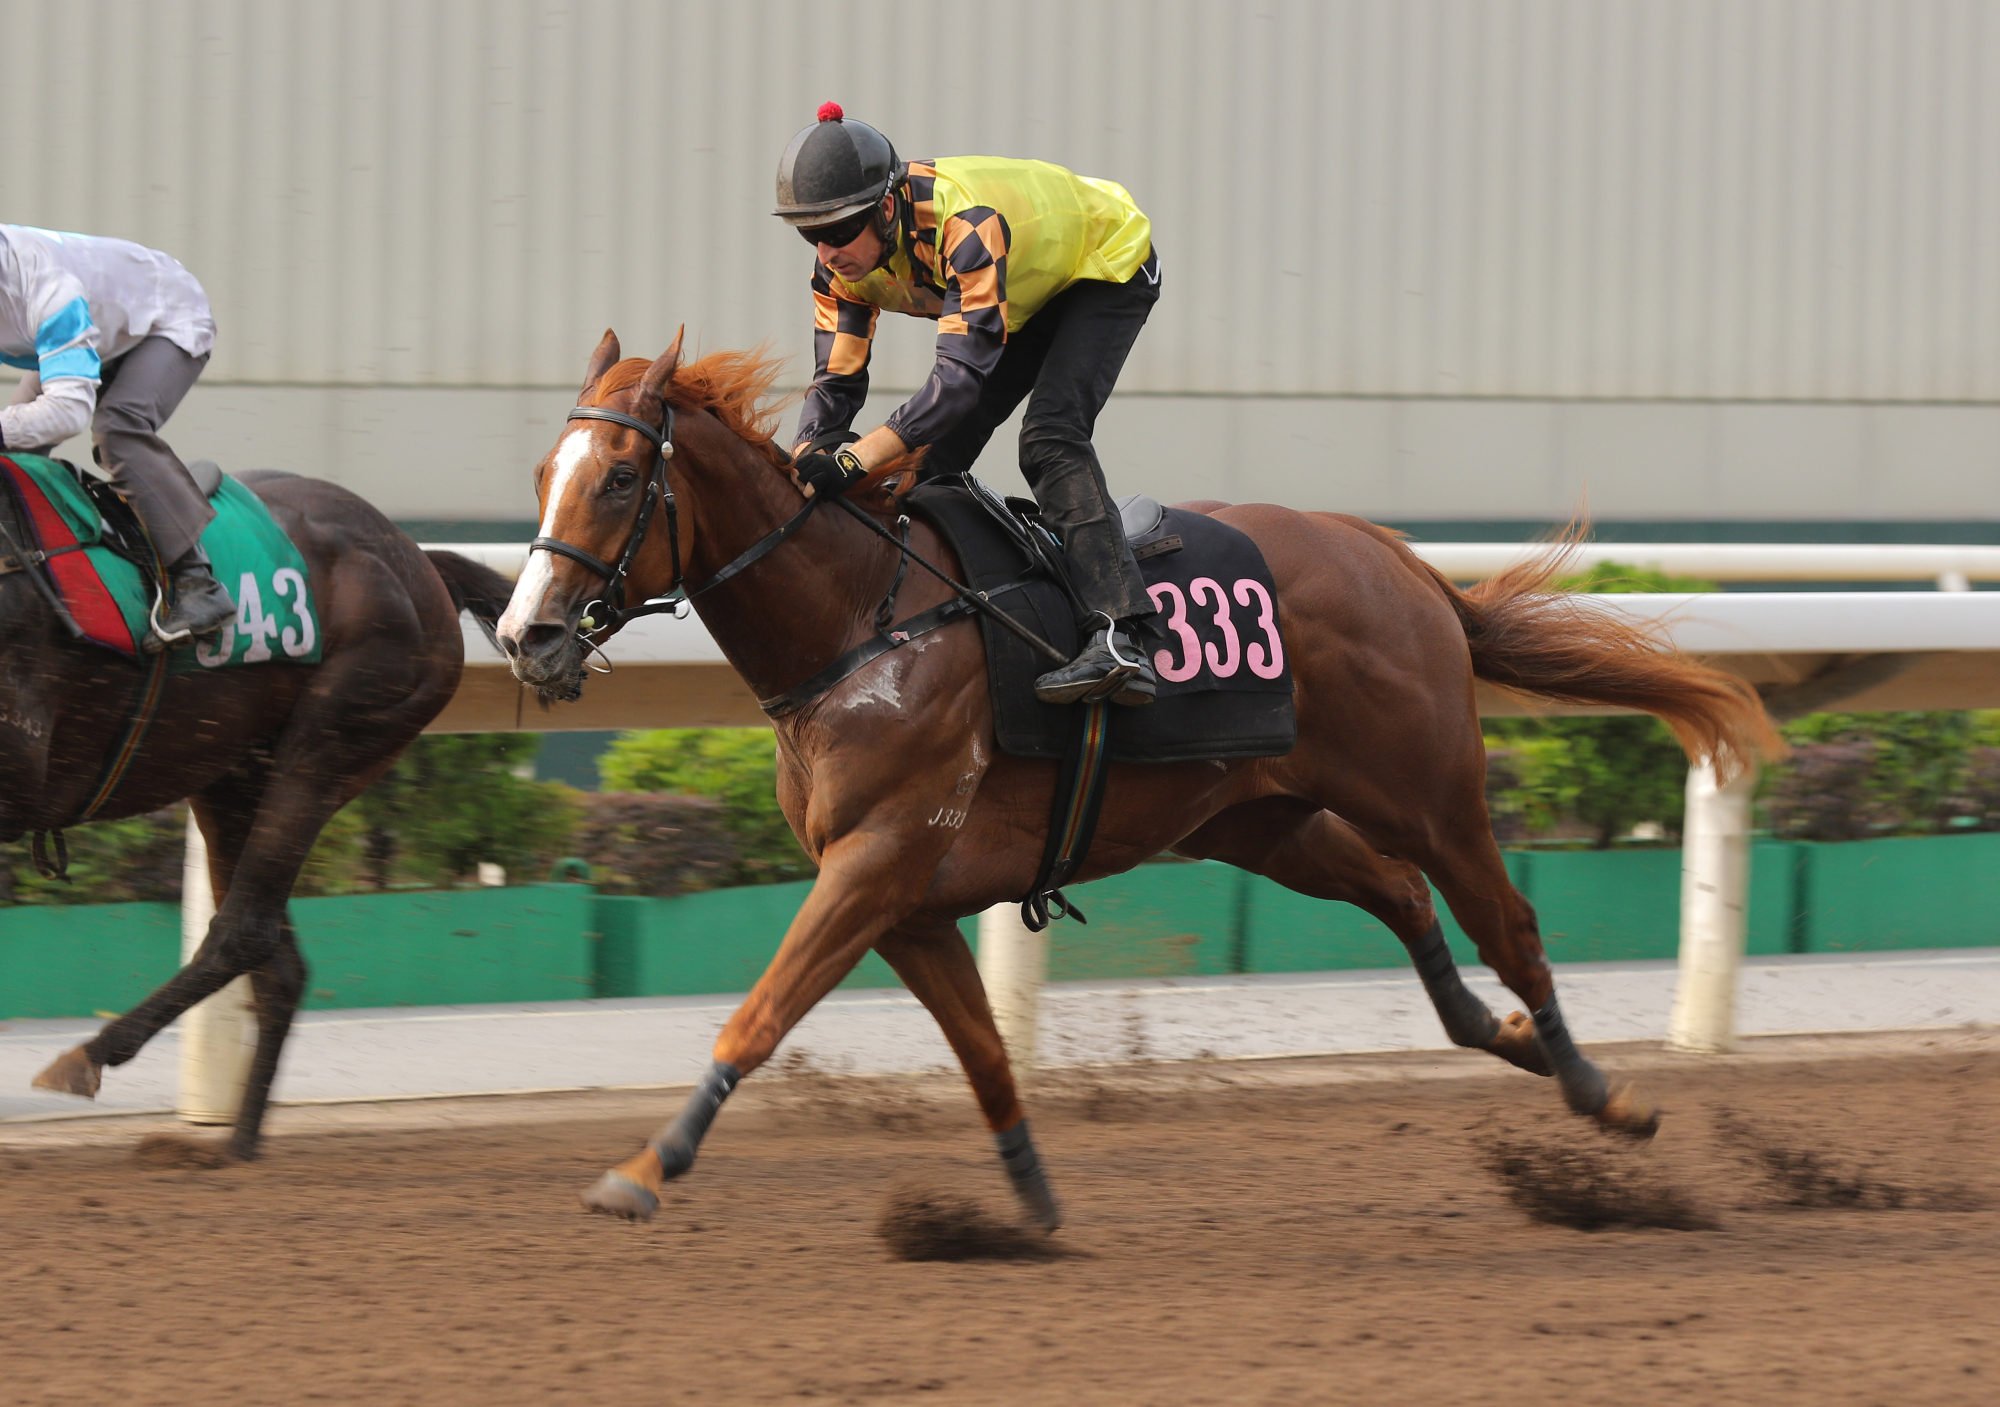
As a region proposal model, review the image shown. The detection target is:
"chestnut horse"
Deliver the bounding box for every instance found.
[497,330,1781,1226]
[10,470,517,1159]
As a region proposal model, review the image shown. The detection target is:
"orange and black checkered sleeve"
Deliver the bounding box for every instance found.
[884,206,1010,448]
[796,259,880,446]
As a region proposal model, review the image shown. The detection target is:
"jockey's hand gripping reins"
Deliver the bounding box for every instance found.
[795,431,1069,666]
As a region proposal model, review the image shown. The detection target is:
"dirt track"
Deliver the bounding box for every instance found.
[3,1036,1997,1406]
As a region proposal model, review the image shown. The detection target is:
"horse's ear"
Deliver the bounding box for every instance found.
[638,325,686,404]
[580,329,621,401]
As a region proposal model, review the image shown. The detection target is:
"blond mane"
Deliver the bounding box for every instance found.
[586,345,919,494]
[587,348,790,465]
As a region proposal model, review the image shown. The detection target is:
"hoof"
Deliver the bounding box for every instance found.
[1595,1082,1662,1141]
[1489,1011,1554,1077]
[31,1046,102,1099]
[581,1170,660,1221]
[1012,1174,1063,1234]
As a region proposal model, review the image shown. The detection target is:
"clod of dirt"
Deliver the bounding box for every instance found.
[875,1186,1069,1262]
[1486,1139,1719,1232]
[1713,1111,1986,1212]
[131,1134,234,1171]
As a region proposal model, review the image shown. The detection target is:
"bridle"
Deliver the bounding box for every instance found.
[527,401,825,635]
[528,405,683,633]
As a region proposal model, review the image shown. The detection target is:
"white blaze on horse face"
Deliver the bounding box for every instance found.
[544,427,598,526]
[501,429,599,635]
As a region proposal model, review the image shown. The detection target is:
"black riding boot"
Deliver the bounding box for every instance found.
[1033,615,1157,707]
[146,544,237,652]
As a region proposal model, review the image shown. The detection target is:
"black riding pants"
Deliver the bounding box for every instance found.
[921,249,1161,623]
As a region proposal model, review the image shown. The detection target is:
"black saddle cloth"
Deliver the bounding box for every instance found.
[902,479,1296,763]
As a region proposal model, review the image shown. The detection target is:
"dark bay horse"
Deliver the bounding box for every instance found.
[497,330,1782,1226]
[6,468,514,1159]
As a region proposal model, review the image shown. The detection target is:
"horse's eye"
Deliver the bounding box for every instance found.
[606,467,639,494]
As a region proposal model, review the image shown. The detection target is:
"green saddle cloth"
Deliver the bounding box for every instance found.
[16,454,323,671]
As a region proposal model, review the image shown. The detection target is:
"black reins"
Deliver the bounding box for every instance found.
[529,402,1068,695]
[821,493,1067,666]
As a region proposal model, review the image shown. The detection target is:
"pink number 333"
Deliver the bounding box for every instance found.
[1146,577,1284,683]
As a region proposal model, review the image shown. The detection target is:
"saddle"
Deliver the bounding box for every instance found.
[95,457,226,561]
[0,451,320,670]
[902,473,1297,765]
[0,455,222,573]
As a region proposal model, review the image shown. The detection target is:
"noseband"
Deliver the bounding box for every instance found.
[529,402,827,635]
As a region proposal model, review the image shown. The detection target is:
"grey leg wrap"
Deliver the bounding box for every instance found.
[1531,998,1609,1116]
[996,1119,1063,1232]
[1404,922,1501,1049]
[650,1060,740,1179]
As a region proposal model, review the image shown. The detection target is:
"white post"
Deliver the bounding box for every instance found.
[176,810,255,1124]
[1669,758,1759,1053]
[977,902,1047,1075]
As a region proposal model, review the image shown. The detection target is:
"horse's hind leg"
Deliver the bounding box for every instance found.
[1412,810,1660,1138]
[179,773,313,1160]
[874,919,1060,1231]
[1172,799,1548,1075]
[229,916,307,1159]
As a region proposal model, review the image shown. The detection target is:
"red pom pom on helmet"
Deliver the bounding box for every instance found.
[817,101,844,123]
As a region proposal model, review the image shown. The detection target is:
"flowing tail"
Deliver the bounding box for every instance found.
[1404,530,1785,782]
[425,549,515,650]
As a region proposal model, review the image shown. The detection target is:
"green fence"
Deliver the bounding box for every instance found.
[0,901,182,1019]
[0,885,595,1019]
[4,835,1998,1019]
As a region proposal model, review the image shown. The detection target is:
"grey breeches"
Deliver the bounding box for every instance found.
[92,339,213,565]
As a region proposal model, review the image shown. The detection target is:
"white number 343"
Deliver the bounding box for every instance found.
[194,567,317,668]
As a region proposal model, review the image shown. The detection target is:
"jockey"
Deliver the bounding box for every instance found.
[0,224,234,649]
[775,104,1162,707]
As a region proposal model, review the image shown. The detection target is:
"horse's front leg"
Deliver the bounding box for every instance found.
[581,830,940,1221]
[875,920,1061,1231]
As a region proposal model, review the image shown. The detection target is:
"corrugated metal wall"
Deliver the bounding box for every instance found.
[8,0,1998,401]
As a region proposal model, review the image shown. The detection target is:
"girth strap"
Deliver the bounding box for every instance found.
[74,646,173,827]
[1020,701,1114,931]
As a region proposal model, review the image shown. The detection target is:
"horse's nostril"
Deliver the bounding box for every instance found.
[519,623,571,657]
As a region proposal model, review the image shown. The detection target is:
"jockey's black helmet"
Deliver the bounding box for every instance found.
[773,102,902,228]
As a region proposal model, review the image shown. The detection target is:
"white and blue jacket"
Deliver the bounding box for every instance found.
[0,225,215,451]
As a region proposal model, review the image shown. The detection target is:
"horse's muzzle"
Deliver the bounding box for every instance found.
[499,623,583,695]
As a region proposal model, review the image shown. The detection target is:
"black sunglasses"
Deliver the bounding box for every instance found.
[799,208,875,249]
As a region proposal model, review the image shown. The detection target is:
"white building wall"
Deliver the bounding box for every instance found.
[7,0,1998,521]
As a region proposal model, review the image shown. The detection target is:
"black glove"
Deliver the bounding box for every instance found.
[795,446,868,498]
